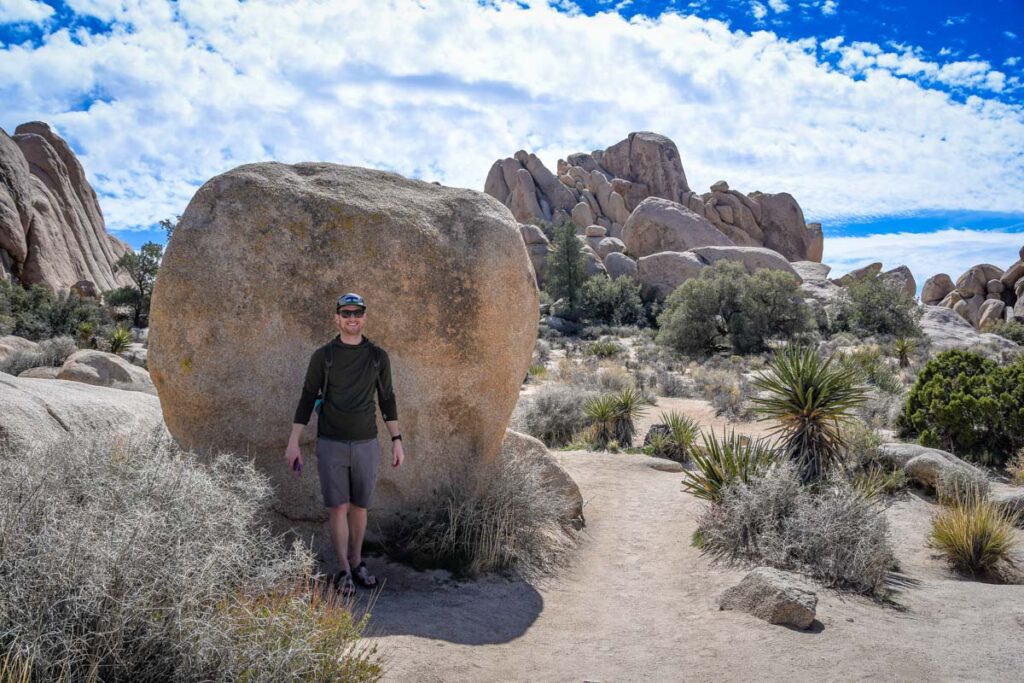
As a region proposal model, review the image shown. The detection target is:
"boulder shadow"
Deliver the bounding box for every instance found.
[361,560,544,645]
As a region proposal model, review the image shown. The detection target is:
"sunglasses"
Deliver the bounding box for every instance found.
[337,309,365,318]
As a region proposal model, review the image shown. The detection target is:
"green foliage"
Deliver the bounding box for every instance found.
[841,275,922,338]
[584,338,625,358]
[107,326,133,354]
[107,241,162,328]
[681,430,778,502]
[892,337,916,369]
[583,388,649,450]
[656,262,812,355]
[839,346,903,395]
[986,320,1024,344]
[0,281,102,341]
[580,275,644,326]
[753,347,869,483]
[850,465,909,500]
[610,386,648,446]
[545,223,587,315]
[898,349,1024,466]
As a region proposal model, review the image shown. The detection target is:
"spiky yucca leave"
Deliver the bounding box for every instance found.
[660,410,700,462]
[583,395,618,449]
[753,347,869,484]
[930,495,1020,576]
[611,387,649,447]
[107,326,133,355]
[892,337,915,369]
[681,429,778,502]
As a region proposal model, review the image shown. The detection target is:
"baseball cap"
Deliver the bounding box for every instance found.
[336,293,366,310]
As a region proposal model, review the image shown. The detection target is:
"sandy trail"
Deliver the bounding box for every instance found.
[362,442,1024,682]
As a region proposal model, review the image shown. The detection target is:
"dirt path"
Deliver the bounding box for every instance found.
[363,448,1024,682]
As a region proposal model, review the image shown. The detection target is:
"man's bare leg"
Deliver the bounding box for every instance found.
[347,504,368,568]
[328,503,351,574]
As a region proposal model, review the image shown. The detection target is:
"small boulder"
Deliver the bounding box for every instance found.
[18,366,60,379]
[710,180,729,192]
[637,251,707,299]
[0,335,38,362]
[791,261,831,282]
[877,442,983,489]
[585,224,607,238]
[500,429,584,528]
[719,567,817,630]
[921,274,955,305]
[881,266,916,298]
[597,237,626,260]
[622,197,733,259]
[604,252,638,281]
[572,201,595,229]
[833,262,881,287]
[519,224,549,246]
[57,350,156,394]
[978,299,1006,331]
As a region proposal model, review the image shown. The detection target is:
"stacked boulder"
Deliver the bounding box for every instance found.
[923,250,1024,330]
[0,122,133,292]
[485,132,824,292]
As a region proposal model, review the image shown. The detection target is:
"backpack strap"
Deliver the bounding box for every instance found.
[316,342,333,413]
[364,339,385,398]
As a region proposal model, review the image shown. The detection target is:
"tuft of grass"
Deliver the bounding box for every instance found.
[930,495,1019,578]
[1007,450,1024,486]
[527,362,548,378]
[584,338,625,359]
[681,430,778,503]
[850,465,909,500]
[107,326,133,354]
[644,411,700,463]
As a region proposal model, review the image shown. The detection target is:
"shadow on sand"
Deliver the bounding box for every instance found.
[359,560,543,645]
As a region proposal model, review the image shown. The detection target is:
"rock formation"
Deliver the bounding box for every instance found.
[0,122,132,292]
[149,162,539,529]
[485,132,824,283]
[926,256,1024,331]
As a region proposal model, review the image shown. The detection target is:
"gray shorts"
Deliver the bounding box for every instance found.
[316,437,380,509]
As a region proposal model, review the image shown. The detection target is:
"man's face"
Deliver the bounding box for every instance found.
[335,306,366,335]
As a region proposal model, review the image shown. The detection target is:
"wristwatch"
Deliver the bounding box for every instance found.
[391,435,402,442]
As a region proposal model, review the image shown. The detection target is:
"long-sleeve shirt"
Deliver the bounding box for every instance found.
[293,336,398,441]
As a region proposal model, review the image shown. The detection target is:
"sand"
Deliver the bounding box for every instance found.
[361,400,1024,682]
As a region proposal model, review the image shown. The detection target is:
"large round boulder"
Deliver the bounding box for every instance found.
[921,273,954,305]
[622,197,733,259]
[149,163,539,525]
[688,246,801,281]
[637,251,707,299]
[57,350,156,395]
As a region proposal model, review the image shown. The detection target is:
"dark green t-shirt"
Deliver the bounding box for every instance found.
[293,336,398,441]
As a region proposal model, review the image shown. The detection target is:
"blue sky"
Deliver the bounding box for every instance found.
[1,0,1023,283]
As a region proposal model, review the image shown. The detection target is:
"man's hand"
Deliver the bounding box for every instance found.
[392,440,405,468]
[285,441,303,474]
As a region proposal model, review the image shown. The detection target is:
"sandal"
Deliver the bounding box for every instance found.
[352,561,377,588]
[332,570,356,597]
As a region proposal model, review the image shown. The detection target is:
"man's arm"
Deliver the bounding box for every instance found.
[378,351,403,468]
[285,349,323,469]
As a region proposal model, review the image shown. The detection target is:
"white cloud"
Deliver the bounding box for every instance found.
[824,229,1024,289]
[1006,56,1021,67]
[1006,31,1018,40]
[820,0,838,16]
[0,0,54,23]
[767,0,789,13]
[750,1,768,20]
[0,0,1021,234]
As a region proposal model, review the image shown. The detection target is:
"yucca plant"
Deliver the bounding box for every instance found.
[753,346,869,484]
[658,411,701,462]
[611,386,649,447]
[583,395,618,450]
[681,429,778,502]
[892,337,915,369]
[107,326,133,354]
[930,493,1020,577]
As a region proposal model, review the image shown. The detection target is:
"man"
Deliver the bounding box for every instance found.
[285,293,404,595]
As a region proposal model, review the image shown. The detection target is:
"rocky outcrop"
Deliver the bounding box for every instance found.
[0,373,163,450]
[0,122,132,292]
[500,429,584,529]
[878,443,987,490]
[57,349,156,395]
[928,256,1024,331]
[719,567,817,629]
[688,246,801,281]
[919,306,1019,360]
[149,162,539,527]
[486,132,824,266]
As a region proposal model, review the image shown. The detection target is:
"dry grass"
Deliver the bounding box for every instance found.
[1007,450,1024,486]
[930,494,1020,579]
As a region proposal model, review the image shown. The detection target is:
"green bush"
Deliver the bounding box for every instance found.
[840,275,922,338]
[584,338,625,358]
[643,411,700,462]
[0,281,102,341]
[579,276,644,326]
[656,262,812,355]
[681,430,778,502]
[898,350,1024,466]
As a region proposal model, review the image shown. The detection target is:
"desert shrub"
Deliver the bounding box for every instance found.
[930,495,1019,578]
[850,465,909,500]
[691,366,753,420]
[655,369,689,397]
[898,349,1024,466]
[378,449,578,579]
[935,467,990,507]
[681,430,778,502]
[107,325,133,354]
[545,223,587,316]
[0,281,103,341]
[656,262,812,355]
[583,394,618,450]
[527,362,547,378]
[584,338,625,358]
[512,386,592,447]
[579,276,644,326]
[533,338,551,365]
[892,337,916,369]
[0,335,78,375]
[840,346,903,395]
[596,364,633,392]
[1008,450,1024,486]
[699,465,896,595]
[986,320,1024,344]
[0,430,380,682]
[643,411,700,462]
[753,346,868,483]
[840,275,922,338]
